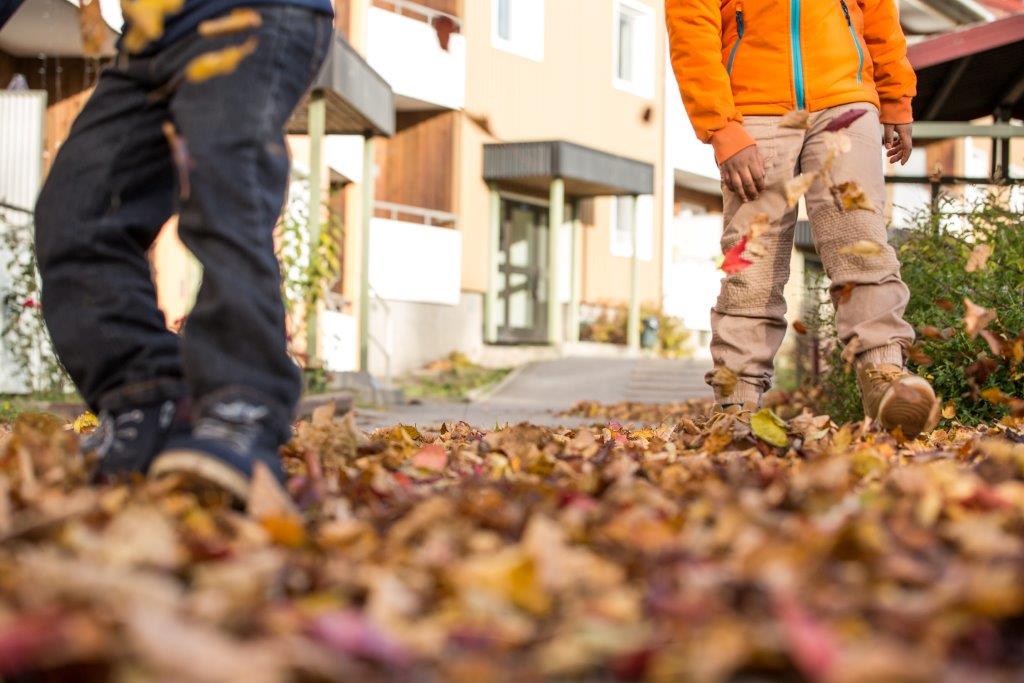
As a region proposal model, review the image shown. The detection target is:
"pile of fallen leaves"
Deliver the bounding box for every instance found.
[2,404,1024,682]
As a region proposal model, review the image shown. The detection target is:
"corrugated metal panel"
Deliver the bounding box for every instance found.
[483,140,654,197]
[0,90,46,393]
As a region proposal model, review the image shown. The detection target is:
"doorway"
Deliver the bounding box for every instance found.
[496,198,549,343]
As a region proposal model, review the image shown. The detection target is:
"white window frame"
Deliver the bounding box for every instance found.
[491,0,545,62]
[612,0,655,99]
[610,195,654,262]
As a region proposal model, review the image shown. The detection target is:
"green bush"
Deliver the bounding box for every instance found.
[812,190,1024,426]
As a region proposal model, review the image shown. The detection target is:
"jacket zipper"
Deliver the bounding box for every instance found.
[839,0,865,83]
[789,0,805,109]
[727,5,745,76]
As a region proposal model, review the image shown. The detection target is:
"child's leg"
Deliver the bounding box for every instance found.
[709,118,804,405]
[163,7,333,446]
[34,65,185,413]
[799,103,914,363]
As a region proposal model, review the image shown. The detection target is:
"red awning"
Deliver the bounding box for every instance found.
[907,13,1024,121]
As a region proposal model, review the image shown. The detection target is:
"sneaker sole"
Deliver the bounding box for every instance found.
[876,376,940,439]
[150,450,251,502]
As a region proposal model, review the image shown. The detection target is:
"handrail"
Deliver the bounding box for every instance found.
[371,0,461,28]
[367,284,394,388]
[373,201,458,228]
[0,201,34,215]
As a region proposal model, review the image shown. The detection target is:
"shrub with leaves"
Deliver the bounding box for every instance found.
[813,190,1024,426]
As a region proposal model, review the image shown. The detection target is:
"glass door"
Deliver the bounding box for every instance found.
[496,198,548,343]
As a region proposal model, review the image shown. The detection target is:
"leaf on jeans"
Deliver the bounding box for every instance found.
[837,282,856,303]
[746,213,771,241]
[185,38,259,83]
[197,8,262,38]
[161,122,191,201]
[710,366,739,397]
[780,109,810,129]
[831,181,875,212]
[785,173,817,208]
[838,240,885,257]
[841,337,862,366]
[793,321,808,335]
[722,237,754,274]
[824,108,868,132]
[121,0,185,53]
[79,0,107,57]
[751,409,789,447]
[72,412,98,435]
[822,131,853,156]
[963,298,996,339]
[965,243,993,273]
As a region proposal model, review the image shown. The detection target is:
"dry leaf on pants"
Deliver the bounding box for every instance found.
[785,173,817,208]
[831,181,875,212]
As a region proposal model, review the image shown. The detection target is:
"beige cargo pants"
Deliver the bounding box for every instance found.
[709,103,915,404]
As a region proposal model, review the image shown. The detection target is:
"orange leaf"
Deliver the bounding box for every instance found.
[79,0,107,57]
[793,321,808,335]
[197,8,263,38]
[185,38,259,83]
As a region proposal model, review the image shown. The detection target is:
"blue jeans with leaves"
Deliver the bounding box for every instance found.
[34,6,332,443]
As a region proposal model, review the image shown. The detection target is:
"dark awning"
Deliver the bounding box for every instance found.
[908,14,1024,121]
[289,34,395,138]
[483,141,654,197]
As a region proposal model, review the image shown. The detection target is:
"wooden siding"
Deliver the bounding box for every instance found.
[375,110,455,214]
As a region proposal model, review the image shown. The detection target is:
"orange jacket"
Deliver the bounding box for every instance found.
[666,0,917,163]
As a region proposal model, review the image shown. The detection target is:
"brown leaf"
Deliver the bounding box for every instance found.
[161,122,191,200]
[980,330,1005,357]
[965,243,993,273]
[831,181,875,212]
[841,337,863,366]
[710,366,739,397]
[837,282,856,303]
[197,8,262,38]
[941,403,957,420]
[79,0,107,56]
[793,321,808,335]
[247,462,298,519]
[785,173,817,208]
[934,298,955,311]
[907,345,933,367]
[780,110,810,129]
[963,298,996,339]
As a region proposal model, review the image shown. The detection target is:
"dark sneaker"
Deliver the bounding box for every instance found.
[149,398,288,503]
[82,398,191,479]
[856,363,940,439]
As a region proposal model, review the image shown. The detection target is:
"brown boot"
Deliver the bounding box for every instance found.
[856,363,940,439]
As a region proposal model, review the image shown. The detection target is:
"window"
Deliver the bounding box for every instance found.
[491,0,545,62]
[613,0,655,98]
[610,195,654,261]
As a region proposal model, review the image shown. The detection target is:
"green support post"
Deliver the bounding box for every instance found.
[547,179,565,346]
[485,184,501,344]
[627,195,641,352]
[305,91,326,368]
[567,201,582,344]
[359,137,376,373]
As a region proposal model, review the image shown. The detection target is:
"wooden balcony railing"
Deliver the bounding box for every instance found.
[371,0,461,29]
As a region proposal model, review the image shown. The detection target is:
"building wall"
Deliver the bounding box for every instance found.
[456,0,666,310]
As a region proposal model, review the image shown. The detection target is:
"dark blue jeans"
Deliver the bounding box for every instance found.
[34,6,332,443]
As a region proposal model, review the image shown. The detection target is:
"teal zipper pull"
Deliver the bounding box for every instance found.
[840,0,865,83]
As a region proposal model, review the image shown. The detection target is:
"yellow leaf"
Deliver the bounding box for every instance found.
[941,402,957,420]
[751,409,789,448]
[261,515,307,548]
[965,243,993,273]
[121,0,184,53]
[838,240,885,257]
[980,387,1011,406]
[73,412,99,435]
[185,38,259,83]
[832,181,875,212]
[197,8,262,38]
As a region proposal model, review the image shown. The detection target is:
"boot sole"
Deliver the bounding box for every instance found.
[876,376,940,439]
[150,450,251,502]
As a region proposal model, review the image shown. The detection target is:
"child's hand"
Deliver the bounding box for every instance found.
[884,123,913,165]
[720,145,766,202]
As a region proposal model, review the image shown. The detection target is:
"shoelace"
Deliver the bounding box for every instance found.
[864,368,908,384]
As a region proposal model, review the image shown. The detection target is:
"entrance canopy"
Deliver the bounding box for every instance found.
[908,13,1024,121]
[288,34,395,138]
[483,140,654,197]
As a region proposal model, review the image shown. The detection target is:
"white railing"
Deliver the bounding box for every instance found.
[373,201,458,228]
[368,284,394,389]
[372,0,461,30]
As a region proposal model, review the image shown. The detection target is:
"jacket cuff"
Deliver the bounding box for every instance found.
[879,97,913,125]
[710,121,757,165]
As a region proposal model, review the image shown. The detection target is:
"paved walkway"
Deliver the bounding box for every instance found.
[355,356,712,430]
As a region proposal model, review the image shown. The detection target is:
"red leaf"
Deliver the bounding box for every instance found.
[722,236,753,275]
[824,108,868,132]
[410,444,448,472]
[775,597,840,681]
